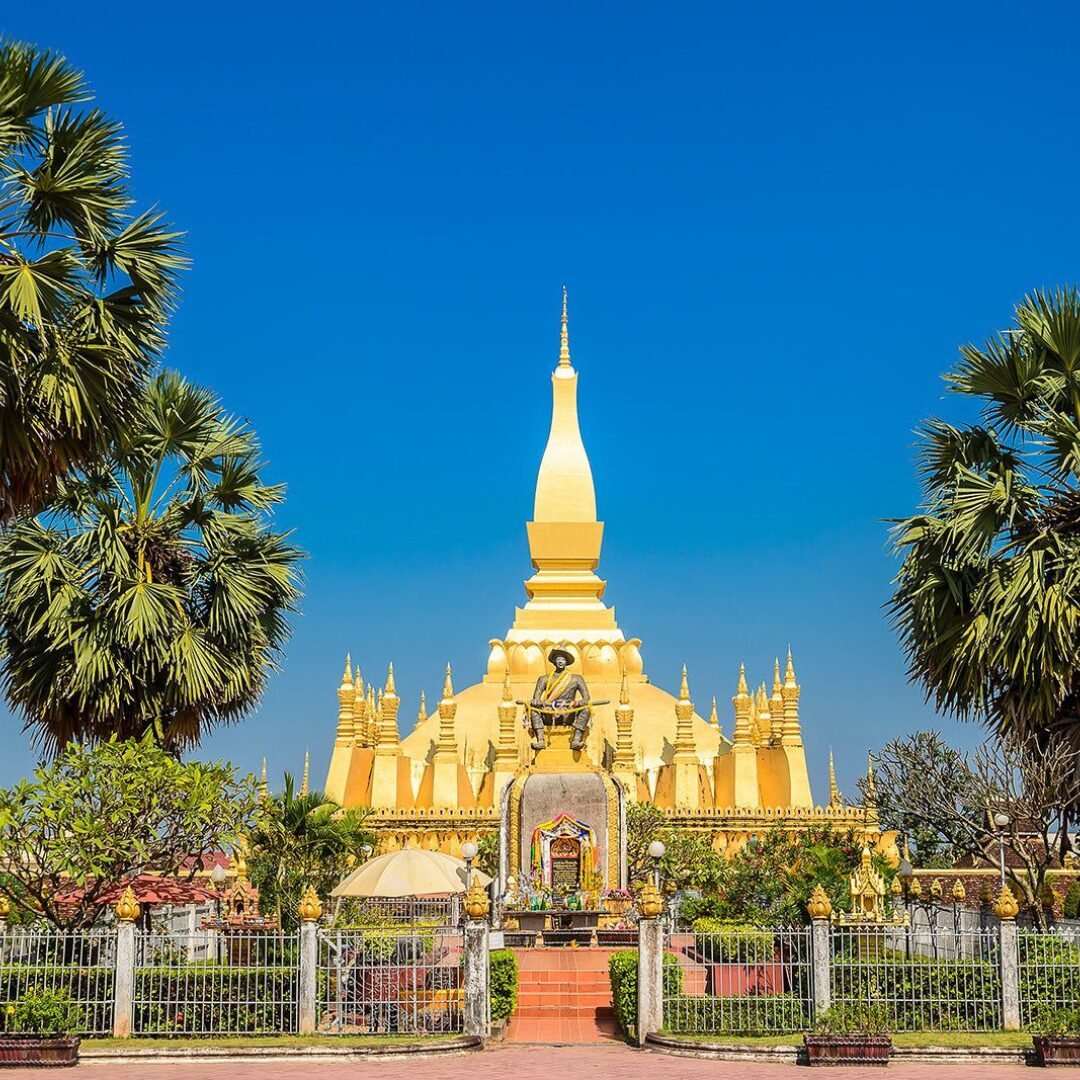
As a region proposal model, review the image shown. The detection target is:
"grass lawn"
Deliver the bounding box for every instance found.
[84,1035,462,1050]
[658,1032,1033,1048]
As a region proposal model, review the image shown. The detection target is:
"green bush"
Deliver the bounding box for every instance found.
[489,950,518,1022]
[608,949,682,1040]
[1063,880,1080,919]
[831,951,1002,1031]
[812,1001,889,1036]
[2,987,80,1036]
[689,920,776,963]
[132,968,297,1035]
[0,966,113,1036]
[1027,1006,1080,1035]
[666,993,808,1034]
[1019,933,1080,1027]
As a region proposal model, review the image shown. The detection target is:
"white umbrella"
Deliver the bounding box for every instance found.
[331,848,492,898]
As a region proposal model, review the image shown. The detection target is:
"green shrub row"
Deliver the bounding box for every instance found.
[0,968,114,1036]
[688,921,778,963]
[665,993,808,1034]
[489,949,518,1022]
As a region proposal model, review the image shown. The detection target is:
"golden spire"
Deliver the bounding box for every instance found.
[865,750,876,806]
[495,666,518,768]
[613,671,635,770]
[377,663,400,751]
[259,757,268,801]
[828,749,841,808]
[300,750,310,796]
[336,655,356,742]
[732,664,752,746]
[709,696,722,736]
[417,691,427,728]
[559,284,571,368]
[385,662,395,695]
[781,648,802,745]
[435,663,459,759]
[756,684,773,744]
[679,663,690,701]
[341,653,352,685]
[736,663,748,696]
[784,648,797,687]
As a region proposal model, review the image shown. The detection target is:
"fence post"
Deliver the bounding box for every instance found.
[636,882,665,1046]
[994,887,1021,1031]
[298,885,322,1035]
[463,880,491,1038]
[112,887,140,1038]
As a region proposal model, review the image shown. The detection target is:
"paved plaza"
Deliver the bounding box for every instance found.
[29,1045,1037,1078]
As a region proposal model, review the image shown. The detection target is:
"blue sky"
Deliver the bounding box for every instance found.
[3,2,1078,797]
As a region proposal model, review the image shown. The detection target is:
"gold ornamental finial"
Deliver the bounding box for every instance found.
[558,285,571,367]
[679,663,690,701]
[773,657,782,695]
[298,884,324,923]
[300,750,310,796]
[806,884,833,921]
[638,881,664,919]
[736,663,748,696]
[354,666,362,692]
[114,885,141,923]
[417,691,427,727]
[993,884,1019,920]
[952,879,967,902]
[464,877,491,920]
[443,662,454,699]
[384,662,396,695]
[828,750,840,808]
[784,648,797,687]
[341,653,352,685]
[259,757,268,801]
[709,696,720,730]
[865,751,877,807]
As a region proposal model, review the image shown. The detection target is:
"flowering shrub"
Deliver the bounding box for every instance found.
[2,987,80,1036]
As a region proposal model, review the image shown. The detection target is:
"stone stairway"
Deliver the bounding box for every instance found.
[504,947,622,1043]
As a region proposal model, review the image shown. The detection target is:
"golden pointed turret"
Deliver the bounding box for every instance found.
[613,670,636,772]
[756,684,772,745]
[352,667,363,743]
[709,696,722,737]
[385,661,396,696]
[781,648,802,745]
[673,664,696,758]
[259,757,268,802]
[733,664,752,745]
[417,691,427,729]
[558,284,571,368]
[300,750,310,796]
[336,655,356,743]
[828,749,841,808]
[342,654,352,685]
[434,663,459,760]
[494,667,518,768]
[865,751,877,807]
[376,662,400,752]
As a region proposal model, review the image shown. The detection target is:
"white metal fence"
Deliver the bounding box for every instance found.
[0,930,116,1036]
[131,930,299,1036]
[1018,929,1080,1029]
[829,924,1002,1031]
[663,926,812,1034]
[317,927,464,1034]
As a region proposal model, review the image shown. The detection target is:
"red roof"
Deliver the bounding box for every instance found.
[58,874,220,907]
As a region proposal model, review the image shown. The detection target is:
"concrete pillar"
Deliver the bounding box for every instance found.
[112,921,135,1038]
[810,918,831,1019]
[999,918,1020,1031]
[299,919,318,1034]
[636,916,664,1046]
[463,920,490,1037]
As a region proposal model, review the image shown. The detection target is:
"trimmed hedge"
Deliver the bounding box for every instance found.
[688,921,777,963]
[666,993,808,1034]
[608,949,682,1040]
[490,949,518,1022]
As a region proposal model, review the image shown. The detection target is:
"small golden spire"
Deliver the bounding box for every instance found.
[709,696,720,730]
[620,673,631,706]
[828,749,840,808]
[300,750,310,797]
[736,663,749,696]
[679,663,690,701]
[502,666,513,702]
[417,691,427,727]
[785,648,797,687]
[341,654,352,685]
[384,662,396,695]
[865,750,876,807]
[353,666,362,693]
[773,658,782,695]
[443,662,454,699]
[259,757,268,801]
[558,285,571,367]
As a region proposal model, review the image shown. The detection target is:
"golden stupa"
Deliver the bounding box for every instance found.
[323,293,881,861]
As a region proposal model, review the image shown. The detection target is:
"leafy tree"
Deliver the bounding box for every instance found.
[0,737,256,928]
[0,370,303,753]
[626,802,724,892]
[475,829,499,880]
[247,773,374,929]
[863,731,1080,927]
[890,287,1080,776]
[0,41,185,521]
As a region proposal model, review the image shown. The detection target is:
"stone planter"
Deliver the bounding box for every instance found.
[1033,1036,1080,1067]
[0,1035,80,1068]
[804,1034,891,1067]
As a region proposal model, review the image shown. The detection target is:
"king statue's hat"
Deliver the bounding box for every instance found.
[548,648,575,667]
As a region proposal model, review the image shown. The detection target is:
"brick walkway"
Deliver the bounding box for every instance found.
[32,1045,1034,1078]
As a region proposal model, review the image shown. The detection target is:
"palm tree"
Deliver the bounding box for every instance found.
[0,370,303,752]
[247,773,374,926]
[891,287,1080,766]
[0,40,185,521]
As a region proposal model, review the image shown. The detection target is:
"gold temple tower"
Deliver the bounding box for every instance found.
[323,293,879,862]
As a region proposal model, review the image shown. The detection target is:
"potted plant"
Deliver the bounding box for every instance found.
[1032,1007,1080,1067]
[804,1003,891,1067]
[0,987,81,1067]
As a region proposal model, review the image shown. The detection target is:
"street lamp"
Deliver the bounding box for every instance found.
[993,812,1010,889]
[647,840,666,889]
[461,841,479,891]
[210,862,227,917]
